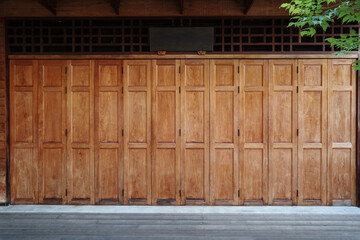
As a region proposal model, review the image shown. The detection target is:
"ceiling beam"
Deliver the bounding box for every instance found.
[110,0,120,15]
[38,0,57,15]
[179,0,184,15]
[243,0,255,15]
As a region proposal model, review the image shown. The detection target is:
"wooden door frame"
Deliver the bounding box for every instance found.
[357,53,360,207]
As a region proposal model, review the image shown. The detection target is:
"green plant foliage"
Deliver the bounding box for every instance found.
[281,0,360,70]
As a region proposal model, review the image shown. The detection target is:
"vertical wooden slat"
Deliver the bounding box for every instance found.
[10,60,38,204]
[269,59,298,205]
[298,59,327,206]
[210,59,239,205]
[67,60,95,204]
[328,59,356,206]
[239,60,269,206]
[94,60,123,204]
[123,60,151,205]
[151,59,181,205]
[357,54,360,208]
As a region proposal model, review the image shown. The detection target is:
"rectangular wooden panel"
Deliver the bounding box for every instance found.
[210,60,239,205]
[124,60,151,205]
[151,60,180,205]
[181,59,209,205]
[38,60,67,204]
[269,60,297,205]
[298,60,327,206]
[328,59,356,206]
[239,60,268,205]
[95,60,123,204]
[10,60,38,204]
[67,60,95,204]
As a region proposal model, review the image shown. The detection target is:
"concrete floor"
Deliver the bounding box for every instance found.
[0,206,360,239]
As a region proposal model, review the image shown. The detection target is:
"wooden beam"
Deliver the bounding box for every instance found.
[357,52,360,207]
[110,0,120,16]
[243,0,255,15]
[179,0,184,15]
[38,0,57,15]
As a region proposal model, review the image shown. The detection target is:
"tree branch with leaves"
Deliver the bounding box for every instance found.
[281,0,360,70]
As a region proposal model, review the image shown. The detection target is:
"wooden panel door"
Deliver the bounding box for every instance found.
[124,60,151,205]
[269,60,298,205]
[94,60,123,204]
[180,59,210,205]
[239,60,269,205]
[10,60,38,204]
[67,60,95,204]
[210,60,239,205]
[298,60,327,206]
[151,60,181,205]
[328,59,356,206]
[38,60,67,204]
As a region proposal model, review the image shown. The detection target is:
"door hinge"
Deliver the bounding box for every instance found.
[122,87,124,94]
[179,190,181,197]
[179,66,181,73]
[65,129,68,136]
[122,66,124,74]
[179,129,181,136]
[296,86,299,93]
[65,86,67,94]
[297,129,299,136]
[238,190,240,198]
[179,86,181,93]
[66,189,68,196]
[297,190,299,197]
[297,66,299,73]
[65,66,67,74]
[238,86,240,93]
[122,129,124,137]
[238,66,240,73]
[238,129,240,136]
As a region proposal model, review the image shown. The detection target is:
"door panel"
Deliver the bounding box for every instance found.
[38,60,67,204]
[10,60,38,204]
[124,60,151,205]
[298,60,327,206]
[210,60,239,205]
[239,60,268,205]
[95,60,123,204]
[152,60,180,205]
[181,60,209,205]
[269,60,297,205]
[67,60,95,204]
[328,59,356,206]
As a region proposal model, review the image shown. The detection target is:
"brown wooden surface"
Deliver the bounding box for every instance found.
[210,59,239,205]
[358,54,360,208]
[10,60,38,204]
[239,60,268,206]
[38,60,67,204]
[151,60,181,205]
[328,59,356,206]
[94,60,123,204]
[123,60,152,205]
[297,59,327,206]
[66,60,95,204]
[180,59,210,205]
[269,59,298,206]
[0,0,287,17]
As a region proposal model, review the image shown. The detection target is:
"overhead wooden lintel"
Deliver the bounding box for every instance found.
[110,0,120,15]
[38,0,57,15]
[244,0,255,15]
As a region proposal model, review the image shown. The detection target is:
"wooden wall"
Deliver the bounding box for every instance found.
[0,0,287,17]
[0,18,7,204]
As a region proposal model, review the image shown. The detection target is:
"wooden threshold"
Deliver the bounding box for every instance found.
[8,53,359,60]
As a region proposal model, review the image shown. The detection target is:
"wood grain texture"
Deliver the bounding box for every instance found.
[66,60,95,204]
[328,59,356,206]
[298,60,327,206]
[269,60,298,206]
[10,60,38,204]
[181,59,210,205]
[123,60,152,205]
[38,60,67,204]
[239,60,268,206]
[210,59,239,205]
[0,18,6,204]
[94,60,123,204]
